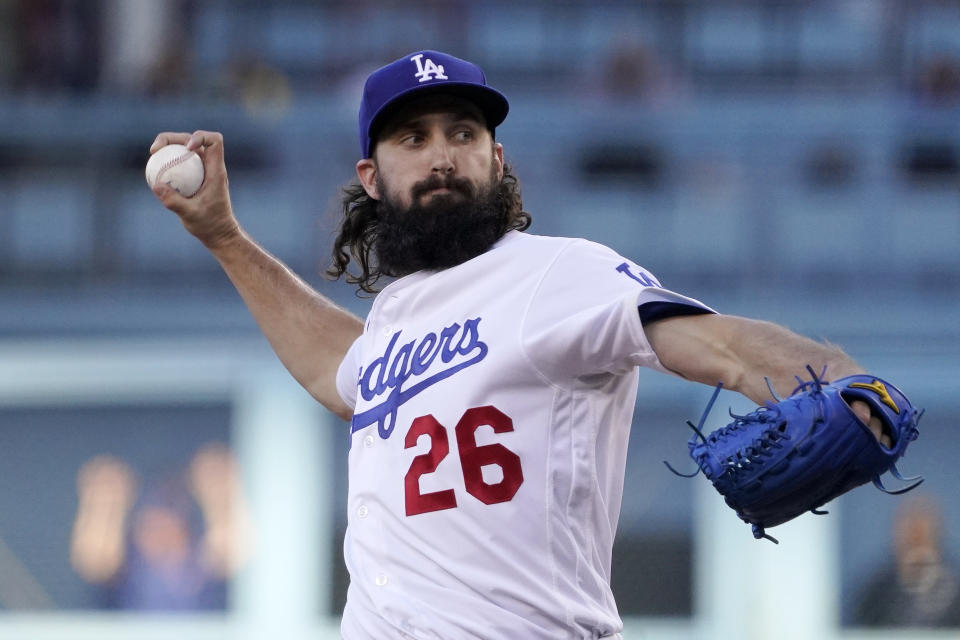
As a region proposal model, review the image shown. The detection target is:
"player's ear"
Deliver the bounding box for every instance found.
[356,158,380,200]
[493,143,504,181]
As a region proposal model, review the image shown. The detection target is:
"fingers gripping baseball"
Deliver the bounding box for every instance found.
[149,130,241,249]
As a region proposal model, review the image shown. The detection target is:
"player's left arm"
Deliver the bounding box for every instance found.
[644,312,886,441]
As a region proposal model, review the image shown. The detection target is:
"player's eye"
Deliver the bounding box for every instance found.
[400,134,424,146]
[453,129,474,142]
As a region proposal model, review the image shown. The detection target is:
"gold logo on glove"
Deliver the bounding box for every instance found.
[849,380,899,414]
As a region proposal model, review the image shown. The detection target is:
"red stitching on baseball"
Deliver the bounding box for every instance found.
[156,151,195,185]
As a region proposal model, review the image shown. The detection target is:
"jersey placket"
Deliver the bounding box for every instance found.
[349,291,408,615]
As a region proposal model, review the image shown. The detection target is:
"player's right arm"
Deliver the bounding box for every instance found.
[149,131,362,421]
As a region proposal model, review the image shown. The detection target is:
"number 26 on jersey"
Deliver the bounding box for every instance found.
[404,405,524,516]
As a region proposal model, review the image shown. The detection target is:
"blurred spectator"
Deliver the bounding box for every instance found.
[219,53,293,122]
[15,0,101,94]
[589,35,687,108]
[602,39,664,100]
[804,143,857,189]
[0,0,18,87]
[99,0,192,96]
[913,54,960,107]
[853,496,960,628]
[70,443,250,610]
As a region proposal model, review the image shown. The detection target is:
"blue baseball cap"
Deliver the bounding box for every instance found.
[358,50,509,158]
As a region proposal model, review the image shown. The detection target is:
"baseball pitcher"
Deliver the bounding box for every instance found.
[150,50,921,639]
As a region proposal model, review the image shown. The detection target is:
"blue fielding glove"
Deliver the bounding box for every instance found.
[667,368,923,543]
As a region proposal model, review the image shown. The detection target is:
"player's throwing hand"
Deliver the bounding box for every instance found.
[149,130,241,250]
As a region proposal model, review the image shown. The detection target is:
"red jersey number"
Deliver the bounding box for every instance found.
[404,405,524,516]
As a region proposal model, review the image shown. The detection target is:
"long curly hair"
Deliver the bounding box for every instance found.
[327,164,531,294]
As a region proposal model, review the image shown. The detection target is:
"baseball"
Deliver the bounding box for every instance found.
[145,143,205,197]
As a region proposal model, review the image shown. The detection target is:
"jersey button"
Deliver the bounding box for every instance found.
[375,574,388,587]
[382,325,393,336]
[357,504,369,518]
[363,435,374,448]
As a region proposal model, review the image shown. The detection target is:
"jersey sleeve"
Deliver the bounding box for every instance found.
[335,336,363,410]
[521,239,714,382]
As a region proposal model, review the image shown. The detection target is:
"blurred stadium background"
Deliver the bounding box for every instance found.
[1,0,959,638]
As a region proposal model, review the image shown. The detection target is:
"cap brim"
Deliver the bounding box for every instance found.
[366,83,509,157]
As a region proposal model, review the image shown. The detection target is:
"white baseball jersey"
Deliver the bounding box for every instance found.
[335,231,713,639]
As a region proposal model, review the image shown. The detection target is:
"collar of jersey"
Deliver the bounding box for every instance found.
[375,230,524,298]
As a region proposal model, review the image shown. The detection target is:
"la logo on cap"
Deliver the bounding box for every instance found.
[411,53,448,83]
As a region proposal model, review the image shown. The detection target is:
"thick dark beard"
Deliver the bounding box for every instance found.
[374,168,506,277]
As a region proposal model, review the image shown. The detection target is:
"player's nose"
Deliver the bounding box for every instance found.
[428,140,455,175]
